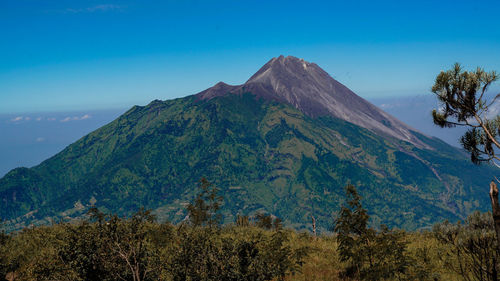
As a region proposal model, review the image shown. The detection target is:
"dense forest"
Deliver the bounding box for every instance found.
[1,179,498,281]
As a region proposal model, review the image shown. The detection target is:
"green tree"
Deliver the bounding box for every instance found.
[370,225,410,280]
[79,208,166,281]
[58,221,109,281]
[334,184,371,279]
[101,209,162,281]
[4,226,78,281]
[169,226,229,281]
[431,63,500,251]
[432,63,499,165]
[334,184,410,280]
[255,230,307,280]
[187,178,223,227]
[253,213,283,231]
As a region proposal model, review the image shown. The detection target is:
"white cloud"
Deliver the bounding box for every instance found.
[65,4,123,14]
[9,116,34,122]
[88,4,122,12]
[60,114,92,122]
[36,137,45,142]
[9,114,91,123]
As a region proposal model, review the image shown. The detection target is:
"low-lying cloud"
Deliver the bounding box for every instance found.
[60,114,91,122]
[8,114,91,123]
[10,116,31,122]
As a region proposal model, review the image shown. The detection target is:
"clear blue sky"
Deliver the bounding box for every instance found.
[1,0,500,113]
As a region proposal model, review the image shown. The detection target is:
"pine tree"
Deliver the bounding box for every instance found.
[431,63,500,252]
[334,184,372,279]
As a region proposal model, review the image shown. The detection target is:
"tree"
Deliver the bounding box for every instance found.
[334,184,371,279]
[334,184,410,280]
[187,178,223,227]
[85,208,164,281]
[430,63,500,250]
[432,63,499,165]
[58,221,109,281]
[254,213,283,231]
[235,215,250,227]
[103,209,162,281]
[3,225,78,281]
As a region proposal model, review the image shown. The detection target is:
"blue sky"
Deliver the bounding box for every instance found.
[1,0,500,113]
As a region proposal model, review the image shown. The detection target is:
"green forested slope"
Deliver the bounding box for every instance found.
[0,93,494,231]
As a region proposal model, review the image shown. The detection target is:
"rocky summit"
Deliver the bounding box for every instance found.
[0,56,495,231]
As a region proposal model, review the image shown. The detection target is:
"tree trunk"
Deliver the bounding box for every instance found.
[311,215,316,240]
[489,181,500,256]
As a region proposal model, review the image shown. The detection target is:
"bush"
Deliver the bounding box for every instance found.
[433,211,499,281]
[169,226,307,281]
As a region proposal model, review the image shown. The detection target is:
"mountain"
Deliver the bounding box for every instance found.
[0,56,494,231]
[199,56,428,149]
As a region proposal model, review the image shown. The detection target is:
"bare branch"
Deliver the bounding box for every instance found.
[474,114,500,150]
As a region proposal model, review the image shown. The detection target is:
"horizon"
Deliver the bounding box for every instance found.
[2,0,500,113]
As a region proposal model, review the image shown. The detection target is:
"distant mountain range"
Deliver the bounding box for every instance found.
[0,56,494,231]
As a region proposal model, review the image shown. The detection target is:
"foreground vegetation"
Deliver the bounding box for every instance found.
[1,212,497,281]
[1,181,498,281]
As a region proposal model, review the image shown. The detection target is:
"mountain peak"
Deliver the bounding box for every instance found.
[246,55,319,84]
[196,56,429,148]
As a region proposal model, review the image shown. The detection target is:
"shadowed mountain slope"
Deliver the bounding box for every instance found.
[0,56,495,231]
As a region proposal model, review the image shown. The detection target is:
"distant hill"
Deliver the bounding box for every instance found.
[0,56,494,231]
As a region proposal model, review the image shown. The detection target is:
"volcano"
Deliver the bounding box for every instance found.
[0,56,494,231]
